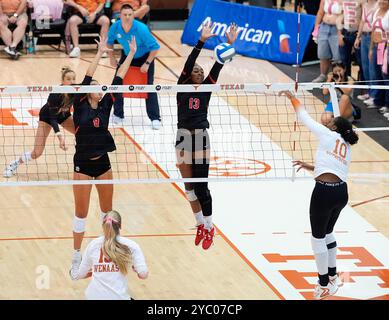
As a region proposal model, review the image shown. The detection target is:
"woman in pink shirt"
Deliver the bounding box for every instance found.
[354,0,378,102]
[337,0,364,77]
[312,0,344,83]
[366,0,389,109]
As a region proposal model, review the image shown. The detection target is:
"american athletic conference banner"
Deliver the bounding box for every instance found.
[181,0,315,65]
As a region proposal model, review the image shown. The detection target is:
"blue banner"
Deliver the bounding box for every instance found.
[181,0,315,65]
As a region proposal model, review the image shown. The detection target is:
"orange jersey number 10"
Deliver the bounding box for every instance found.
[333,139,347,159]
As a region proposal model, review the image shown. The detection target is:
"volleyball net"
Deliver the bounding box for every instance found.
[0,82,388,186]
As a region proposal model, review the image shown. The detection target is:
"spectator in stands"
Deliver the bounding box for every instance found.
[0,0,28,57]
[273,0,287,10]
[107,4,161,129]
[322,94,356,124]
[365,0,389,111]
[106,0,149,22]
[321,61,357,124]
[300,0,321,15]
[312,0,343,83]
[63,0,110,58]
[28,0,64,21]
[337,1,363,77]
[354,0,377,102]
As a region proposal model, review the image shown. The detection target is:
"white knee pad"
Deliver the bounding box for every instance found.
[311,236,327,254]
[21,152,32,163]
[73,216,86,233]
[185,189,198,202]
[325,232,336,245]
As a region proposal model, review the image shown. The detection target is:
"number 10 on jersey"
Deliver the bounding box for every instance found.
[333,139,347,159]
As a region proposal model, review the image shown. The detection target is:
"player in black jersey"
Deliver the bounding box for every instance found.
[175,21,240,250]
[70,36,137,275]
[3,67,76,178]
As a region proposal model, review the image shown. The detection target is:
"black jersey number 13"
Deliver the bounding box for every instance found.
[189,98,200,110]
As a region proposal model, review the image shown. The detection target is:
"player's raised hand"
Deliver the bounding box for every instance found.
[200,20,216,42]
[226,23,241,44]
[95,36,113,54]
[279,90,295,100]
[128,35,137,55]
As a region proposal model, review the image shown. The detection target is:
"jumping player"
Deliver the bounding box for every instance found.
[70,35,137,274]
[3,67,76,178]
[175,21,240,250]
[283,90,359,299]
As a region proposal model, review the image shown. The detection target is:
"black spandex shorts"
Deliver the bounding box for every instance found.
[73,153,111,178]
[175,128,210,153]
[310,180,348,238]
[39,110,71,126]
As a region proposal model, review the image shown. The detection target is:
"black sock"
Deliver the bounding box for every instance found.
[319,273,329,286]
[328,267,337,277]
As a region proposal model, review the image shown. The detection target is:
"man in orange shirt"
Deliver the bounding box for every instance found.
[106,0,149,22]
[0,0,28,57]
[64,0,110,58]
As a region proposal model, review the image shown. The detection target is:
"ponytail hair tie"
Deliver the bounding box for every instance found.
[104,216,118,226]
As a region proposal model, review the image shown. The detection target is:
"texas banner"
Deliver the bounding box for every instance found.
[181,0,316,65]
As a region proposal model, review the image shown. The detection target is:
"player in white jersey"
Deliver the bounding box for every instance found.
[70,210,148,300]
[282,91,359,300]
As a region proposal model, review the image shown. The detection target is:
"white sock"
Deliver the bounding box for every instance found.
[203,215,213,231]
[311,236,328,275]
[194,211,204,226]
[20,152,32,164]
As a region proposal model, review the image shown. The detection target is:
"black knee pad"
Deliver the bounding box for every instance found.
[193,184,212,216]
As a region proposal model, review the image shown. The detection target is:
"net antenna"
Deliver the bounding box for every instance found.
[295,1,302,93]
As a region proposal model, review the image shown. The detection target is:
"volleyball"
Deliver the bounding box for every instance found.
[214,43,236,64]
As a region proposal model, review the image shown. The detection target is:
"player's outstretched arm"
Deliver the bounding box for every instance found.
[281,90,330,138]
[116,36,137,79]
[86,36,112,78]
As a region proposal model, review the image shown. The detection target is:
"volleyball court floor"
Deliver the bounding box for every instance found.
[0,30,388,299]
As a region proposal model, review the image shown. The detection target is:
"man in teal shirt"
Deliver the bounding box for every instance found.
[107,4,161,129]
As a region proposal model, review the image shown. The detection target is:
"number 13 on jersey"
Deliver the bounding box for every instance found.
[189,98,200,110]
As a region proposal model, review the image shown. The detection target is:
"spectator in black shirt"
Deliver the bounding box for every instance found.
[70,35,137,275]
[3,67,76,178]
[175,22,240,250]
[273,0,287,10]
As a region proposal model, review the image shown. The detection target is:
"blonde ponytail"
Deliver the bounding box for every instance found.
[102,211,131,275]
[59,66,75,114]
